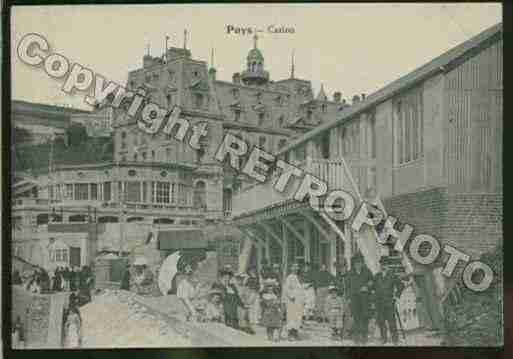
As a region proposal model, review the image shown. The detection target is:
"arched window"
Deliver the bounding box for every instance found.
[259,136,266,148]
[127,217,145,223]
[134,153,138,161]
[193,181,207,210]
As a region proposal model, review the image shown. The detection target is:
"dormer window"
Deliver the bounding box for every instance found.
[194,93,204,108]
[258,112,265,126]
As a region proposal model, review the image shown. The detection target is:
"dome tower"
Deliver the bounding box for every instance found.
[240,34,270,86]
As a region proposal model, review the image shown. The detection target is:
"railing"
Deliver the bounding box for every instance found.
[232,156,375,217]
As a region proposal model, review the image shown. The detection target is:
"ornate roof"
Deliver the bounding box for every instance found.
[247,47,264,62]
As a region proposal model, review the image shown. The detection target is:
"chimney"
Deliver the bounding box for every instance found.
[352,95,360,104]
[361,93,366,101]
[143,54,153,68]
[333,92,341,103]
[232,72,241,84]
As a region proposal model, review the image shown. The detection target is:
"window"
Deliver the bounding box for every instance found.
[234,109,241,121]
[125,181,141,202]
[121,131,127,139]
[295,145,306,162]
[322,104,327,113]
[395,91,423,165]
[370,116,376,158]
[307,110,313,121]
[142,182,147,202]
[320,133,330,159]
[156,182,170,203]
[232,88,240,99]
[166,148,171,159]
[134,153,138,161]
[166,94,172,108]
[53,248,68,263]
[75,183,88,200]
[178,183,187,205]
[65,184,73,199]
[193,181,206,209]
[103,182,111,201]
[142,152,147,161]
[91,183,98,200]
[151,150,155,160]
[278,116,284,127]
[194,93,204,108]
[258,113,265,126]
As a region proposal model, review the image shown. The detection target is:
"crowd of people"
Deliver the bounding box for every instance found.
[175,253,406,344]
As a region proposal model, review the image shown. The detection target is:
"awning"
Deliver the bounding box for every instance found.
[157,229,207,250]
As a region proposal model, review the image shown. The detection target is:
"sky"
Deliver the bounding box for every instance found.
[11,3,502,110]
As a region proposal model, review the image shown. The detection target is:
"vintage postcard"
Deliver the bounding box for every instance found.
[9,3,503,349]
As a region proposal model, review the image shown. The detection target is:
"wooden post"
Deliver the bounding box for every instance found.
[304,218,311,264]
[281,221,288,284]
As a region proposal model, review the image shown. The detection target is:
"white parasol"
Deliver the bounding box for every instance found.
[158,251,181,295]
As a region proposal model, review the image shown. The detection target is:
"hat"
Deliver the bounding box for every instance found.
[328,285,337,292]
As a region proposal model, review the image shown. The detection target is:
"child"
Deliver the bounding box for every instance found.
[260,279,283,342]
[64,302,82,348]
[205,289,224,323]
[325,285,345,341]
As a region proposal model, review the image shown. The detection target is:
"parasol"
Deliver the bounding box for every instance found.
[158,251,181,295]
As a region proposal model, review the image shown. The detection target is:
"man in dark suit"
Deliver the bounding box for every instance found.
[373,257,405,344]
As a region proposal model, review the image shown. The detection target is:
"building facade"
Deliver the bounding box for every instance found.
[12,35,347,271]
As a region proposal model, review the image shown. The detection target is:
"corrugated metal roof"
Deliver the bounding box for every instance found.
[277,22,502,156]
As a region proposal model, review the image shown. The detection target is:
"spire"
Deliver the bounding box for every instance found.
[146,43,150,56]
[211,48,215,68]
[291,49,295,79]
[317,83,327,101]
[183,29,188,49]
[253,34,258,49]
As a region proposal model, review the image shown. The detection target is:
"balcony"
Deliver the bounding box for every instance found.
[232,157,375,217]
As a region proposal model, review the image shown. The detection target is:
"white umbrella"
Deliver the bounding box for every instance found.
[158,251,181,295]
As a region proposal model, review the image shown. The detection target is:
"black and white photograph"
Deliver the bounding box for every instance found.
[8,3,503,349]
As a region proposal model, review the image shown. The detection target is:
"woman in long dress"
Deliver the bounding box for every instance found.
[64,304,82,348]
